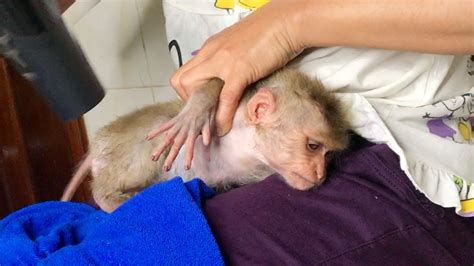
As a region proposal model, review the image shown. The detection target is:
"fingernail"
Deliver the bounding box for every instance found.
[184,165,190,170]
[164,165,170,172]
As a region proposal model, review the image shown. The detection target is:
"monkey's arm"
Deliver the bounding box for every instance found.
[146,79,224,170]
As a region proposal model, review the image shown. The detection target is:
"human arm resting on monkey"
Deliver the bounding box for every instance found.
[171,0,473,136]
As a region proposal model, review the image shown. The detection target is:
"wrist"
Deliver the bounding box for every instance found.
[264,0,310,52]
[280,0,316,51]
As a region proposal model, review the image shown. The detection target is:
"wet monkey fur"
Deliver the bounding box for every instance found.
[62,68,350,212]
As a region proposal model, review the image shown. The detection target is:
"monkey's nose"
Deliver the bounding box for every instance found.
[315,160,326,181]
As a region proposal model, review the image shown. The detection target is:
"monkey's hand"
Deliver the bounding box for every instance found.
[146,79,223,171]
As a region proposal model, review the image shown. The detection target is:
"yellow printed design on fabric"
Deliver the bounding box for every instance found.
[461,199,474,214]
[453,175,474,216]
[458,119,473,141]
[215,0,270,10]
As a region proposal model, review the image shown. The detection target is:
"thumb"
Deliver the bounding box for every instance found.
[215,80,246,136]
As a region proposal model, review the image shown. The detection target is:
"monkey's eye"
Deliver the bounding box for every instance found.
[307,141,321,152]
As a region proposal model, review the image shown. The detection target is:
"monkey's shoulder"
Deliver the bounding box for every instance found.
[95,100,183,139]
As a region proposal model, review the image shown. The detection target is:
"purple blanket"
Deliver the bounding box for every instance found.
[204,141,474,265]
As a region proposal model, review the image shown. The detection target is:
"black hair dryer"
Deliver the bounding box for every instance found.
[0,0,104,120]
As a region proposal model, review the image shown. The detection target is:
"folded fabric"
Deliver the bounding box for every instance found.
[204,140,474,265]
[0,178,223,265]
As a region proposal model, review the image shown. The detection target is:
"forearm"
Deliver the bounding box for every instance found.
[169,0,472,136]
[278,0,473,54]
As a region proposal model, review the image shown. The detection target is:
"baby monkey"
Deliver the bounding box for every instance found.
[62,68,350,212]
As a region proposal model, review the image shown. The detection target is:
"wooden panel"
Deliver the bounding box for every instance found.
[0,58,37,213]
[0,0,94,218]
[63,119,92,203]
[58,0,75,12]
[0,157,10,215]
[0,58,92,217]
[9,61,77,202]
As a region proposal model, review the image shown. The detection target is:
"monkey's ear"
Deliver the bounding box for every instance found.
[246,87,276,124]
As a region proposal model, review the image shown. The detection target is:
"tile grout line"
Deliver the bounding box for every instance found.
[134,0,156,103]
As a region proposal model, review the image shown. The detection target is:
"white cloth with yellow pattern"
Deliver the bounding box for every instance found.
[163,0,474,216]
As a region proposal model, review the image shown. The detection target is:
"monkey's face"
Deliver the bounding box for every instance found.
[258,120,331,191]
[244,77,348,191]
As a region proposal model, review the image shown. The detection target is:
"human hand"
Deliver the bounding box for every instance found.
[170,0,304,136]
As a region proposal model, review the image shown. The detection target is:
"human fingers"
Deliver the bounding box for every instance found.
[170,36,224,100]
[215,78,247,136]
[170,55,206,101]
[173,59,224,102]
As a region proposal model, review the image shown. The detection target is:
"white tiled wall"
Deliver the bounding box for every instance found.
[83,88,155,139]
[63,0,177,140]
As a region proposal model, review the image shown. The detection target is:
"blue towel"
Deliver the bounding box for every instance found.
[0,177,224,265]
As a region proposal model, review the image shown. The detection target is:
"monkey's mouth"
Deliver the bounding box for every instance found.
[289,172,320,190]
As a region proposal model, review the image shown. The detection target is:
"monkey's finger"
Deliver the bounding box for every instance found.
[151,127,180,161]
[171,53,211,100]
[146,119,176,140]
[163,132,187,171]
[177,61,223,101]
[202,119,211,146]
[215,80,246,136]
[184,131,198,170]
[151,137,172,162]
